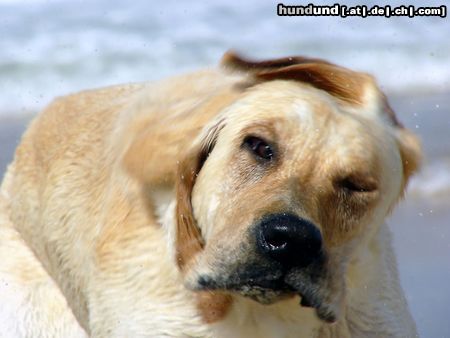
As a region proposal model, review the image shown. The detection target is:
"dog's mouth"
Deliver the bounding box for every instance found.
[192,265,341,323]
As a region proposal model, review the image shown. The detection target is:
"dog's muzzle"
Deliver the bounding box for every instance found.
[193,213,341,323]
[256,213,338,322]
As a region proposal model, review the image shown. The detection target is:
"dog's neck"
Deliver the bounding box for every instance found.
[342,222,415,337]
[209,296,323,338]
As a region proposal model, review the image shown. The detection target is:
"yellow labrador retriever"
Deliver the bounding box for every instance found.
[1,52,420,337]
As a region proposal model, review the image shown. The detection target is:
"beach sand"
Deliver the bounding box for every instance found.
[0,93,449,337]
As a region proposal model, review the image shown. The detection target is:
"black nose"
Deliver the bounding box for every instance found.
[257,213,323,268]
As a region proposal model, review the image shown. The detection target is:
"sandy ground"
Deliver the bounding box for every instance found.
[0,93,449,337]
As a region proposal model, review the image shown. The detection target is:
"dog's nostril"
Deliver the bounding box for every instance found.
[258,213,323,268]
[264,226,289,250]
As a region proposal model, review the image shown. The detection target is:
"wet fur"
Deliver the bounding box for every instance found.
[1,52,420,337]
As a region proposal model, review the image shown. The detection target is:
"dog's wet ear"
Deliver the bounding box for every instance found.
[222,51,371,105]
[221,50,333,71]
[123,124,188,187]
[256,63,371,105]
[381,94,422,190]
[175,118,234,322]
[175,118,226,271]
[395,125,422,191]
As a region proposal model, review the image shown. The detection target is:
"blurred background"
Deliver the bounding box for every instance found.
[0,0,449,336]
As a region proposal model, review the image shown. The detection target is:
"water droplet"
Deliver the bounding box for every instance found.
[415,125,419,129]
[435,104,440,109]
[418,212,423,217]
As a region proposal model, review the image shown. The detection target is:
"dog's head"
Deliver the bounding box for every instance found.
[174,52,421,323]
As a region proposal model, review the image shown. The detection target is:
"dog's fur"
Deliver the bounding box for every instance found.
[0,52,420,337]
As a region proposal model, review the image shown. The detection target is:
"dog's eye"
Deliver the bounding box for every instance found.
[243,136,274,161]
[339,176,377,193]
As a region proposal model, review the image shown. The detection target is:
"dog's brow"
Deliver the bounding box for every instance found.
[239,121,278,138]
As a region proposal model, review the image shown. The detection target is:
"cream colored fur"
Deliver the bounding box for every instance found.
[0,55,419,337]
[0,193,88,337]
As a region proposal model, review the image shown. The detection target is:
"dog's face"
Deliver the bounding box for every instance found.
[174,53,421,323]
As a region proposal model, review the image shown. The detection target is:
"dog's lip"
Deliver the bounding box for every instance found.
[300,294,313,307]
[194,274,338,323]
[285,271,339,324]
[195,274,291,293]
[297,291,337,323]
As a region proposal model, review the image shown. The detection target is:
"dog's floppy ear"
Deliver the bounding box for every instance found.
[175,118,226,270]
[394,122,422,191]
[123,122,193,187]
[175,118,233,323]
[397,128,422,187]
[381,94,422,191]
[222,51,370,105]
[222,50,333,70]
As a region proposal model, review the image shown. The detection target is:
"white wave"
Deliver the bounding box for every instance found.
[408,159,450,200]
[0,0,448,114]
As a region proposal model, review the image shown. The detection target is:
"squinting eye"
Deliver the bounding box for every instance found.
[243,136,274,161]
[340,176,377,193]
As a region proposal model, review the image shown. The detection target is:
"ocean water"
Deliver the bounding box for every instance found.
[391,92,450,206]
[0,0,449,114]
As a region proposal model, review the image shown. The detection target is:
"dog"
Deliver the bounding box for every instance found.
[0,52,420,337]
